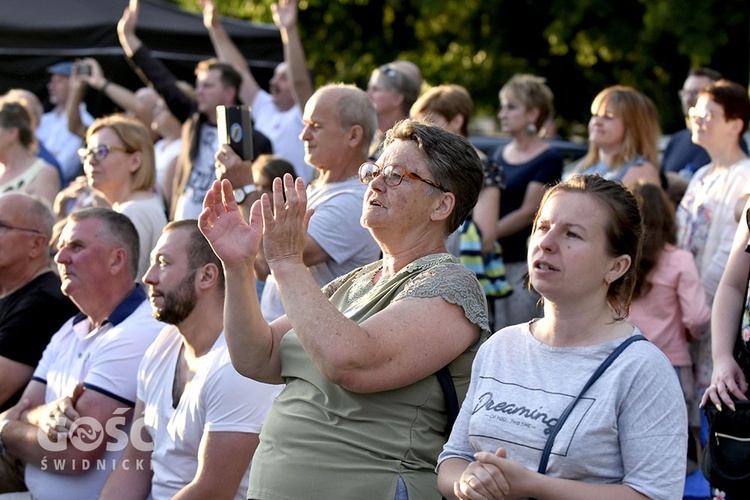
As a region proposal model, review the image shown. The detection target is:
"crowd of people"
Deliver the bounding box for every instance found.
[0,0,748,499]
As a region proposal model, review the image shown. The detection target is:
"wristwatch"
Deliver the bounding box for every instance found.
[0,418,11,456]
[233,183,258,204]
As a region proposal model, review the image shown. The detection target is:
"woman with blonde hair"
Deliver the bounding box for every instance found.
[79,114,167,278]
[0,99,60,206]
[493,74,564,328]
[573,85,661,186]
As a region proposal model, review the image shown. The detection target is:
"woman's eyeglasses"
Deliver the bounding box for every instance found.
[358,162,449,192]
[77,145,129,162]
[688,107,721,123]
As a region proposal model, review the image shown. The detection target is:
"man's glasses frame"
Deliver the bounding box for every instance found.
[0,221,41,234]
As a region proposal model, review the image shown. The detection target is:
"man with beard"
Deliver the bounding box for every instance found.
[0,208,162,499]
[100,220,280,500]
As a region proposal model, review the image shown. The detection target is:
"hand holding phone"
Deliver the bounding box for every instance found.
[216,105,254,161]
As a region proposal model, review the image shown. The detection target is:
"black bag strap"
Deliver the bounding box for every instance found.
[436,365,459,437]
[537,334,647,474]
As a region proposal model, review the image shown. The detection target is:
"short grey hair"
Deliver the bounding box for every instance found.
[384,119,483,235]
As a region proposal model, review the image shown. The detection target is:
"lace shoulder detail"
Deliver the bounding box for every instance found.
[395,257,490,334]
[322,261,381,299]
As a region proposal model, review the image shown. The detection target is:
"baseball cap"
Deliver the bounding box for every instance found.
[47,61,75,77]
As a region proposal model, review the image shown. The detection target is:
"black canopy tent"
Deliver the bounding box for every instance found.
[0,0,282,113]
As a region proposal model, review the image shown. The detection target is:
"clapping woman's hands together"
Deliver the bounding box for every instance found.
[262,174,314,270]
[199,179,263,268]
[199,175,313,271]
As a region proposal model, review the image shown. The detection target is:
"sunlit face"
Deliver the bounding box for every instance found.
[47,74,70,106]
[498,94,534,135]
[299,90,351,171]
[690,94,736,150]
[269,63,294,111]
[151,97,180,136]
[142,228,198,326]
[528,192,626,304]
[360,139,445,233]
[366,71,403,118]
[55,218,115,301]
[195,69,234,116]
[0,195,43,273]
[83,127,137,199]
[680,75,713,116]
[588,103,625,152]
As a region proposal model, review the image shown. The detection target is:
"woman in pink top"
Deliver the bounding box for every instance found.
[628,182,709,427]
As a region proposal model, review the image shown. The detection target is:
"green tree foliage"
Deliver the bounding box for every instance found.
[168,0,748,136]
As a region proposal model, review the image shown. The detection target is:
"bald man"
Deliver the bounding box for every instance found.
[0,193,77,414]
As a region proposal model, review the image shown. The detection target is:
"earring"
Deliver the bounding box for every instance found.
[526,123,538,136]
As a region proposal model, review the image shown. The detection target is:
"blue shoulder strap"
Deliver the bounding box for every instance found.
[537,334,648,474]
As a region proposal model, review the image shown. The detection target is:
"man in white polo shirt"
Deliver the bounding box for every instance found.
[0,208,162,500]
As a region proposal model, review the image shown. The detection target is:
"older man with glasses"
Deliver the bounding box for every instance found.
[254,83,381,323]
[0,194,78,420]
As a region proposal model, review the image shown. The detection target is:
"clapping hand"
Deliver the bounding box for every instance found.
[262,174,313,271]
[199,179,263,269]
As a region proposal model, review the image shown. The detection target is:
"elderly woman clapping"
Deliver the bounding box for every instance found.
[200,120,490,499]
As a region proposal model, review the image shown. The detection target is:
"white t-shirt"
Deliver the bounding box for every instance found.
[115,195,168,281]
[37,104,94,184]
[174,125,218,220]
[154,138,182,196]
[260,177,380,321]
[252,90,313,183]
[137,327,281,500]
[439,323,687,500]
[25,290,162,500]
[677,158,750,300]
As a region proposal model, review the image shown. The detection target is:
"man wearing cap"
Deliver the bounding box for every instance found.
[366,61,422,160]
[37,62,94,185]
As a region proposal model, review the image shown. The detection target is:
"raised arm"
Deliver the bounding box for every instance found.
[65,64,88,139]
[272,0,313,107]
[703,199,750,410]
[76,57,154,129]
[118,0,143,58]
[198,179,285,383]
[118,0,194,123]
[200,0,260,105]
